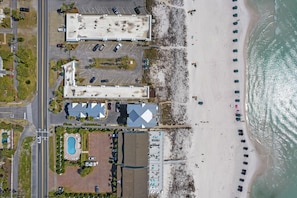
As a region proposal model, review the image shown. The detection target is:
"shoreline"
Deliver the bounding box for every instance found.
[184,0,266,197]
[243,0,269,196]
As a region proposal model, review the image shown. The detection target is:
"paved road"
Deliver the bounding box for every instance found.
[36,0,49,197]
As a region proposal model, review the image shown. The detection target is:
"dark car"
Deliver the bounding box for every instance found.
[56,43,64,48]
[99,44,105,51]
[234,79,239,83]
[134,7,141,15]
[90,77,96,83]
[234,90,240,94]
[95,186,99,193]
[108,103,111,110]
[57,8,65,14]
[100,79,109,83]
[112,7,119,15]
[20,7,30,12]
[92,44,100,52]
[235,99,240,102]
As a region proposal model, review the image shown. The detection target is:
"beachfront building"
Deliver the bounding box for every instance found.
[62,61,150,99]
[66,102,106,119]
[66,13,152,42]
[117,131,149,198]
[116,130,164,197]
[127,103,158,128]
[148,131,163,194]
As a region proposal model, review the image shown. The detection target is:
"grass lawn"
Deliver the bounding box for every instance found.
[80,131,88,151]
[0,33,5,43]
[18,9,37,28]
[49,60,58,88]
[18,136,33,197]
[49,136,55,172]
[92,56,137,70]
[16,33,37,101]
[143,48,158,63]
[0,76,17,102]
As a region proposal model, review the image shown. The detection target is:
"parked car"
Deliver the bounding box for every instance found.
[90,77,96,83]
[92,44,100,52]
[115,102,120,112]
[234,80,239,83]
[95,186,99,193]
[88,156,95,161]
[100,79,109,83]
[134,7,140,15]
[57,27,66,32]
[57,8,65,14]
[108,103,111,110]
[235,99,240,102]
[56,43,64,48]
[20,7,30,12]
[112,7,119,15]
[234,90,240,94]
[113,43,122,52]
[99,44,105,51]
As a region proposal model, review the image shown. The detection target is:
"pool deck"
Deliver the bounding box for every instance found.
[64,133,82,161]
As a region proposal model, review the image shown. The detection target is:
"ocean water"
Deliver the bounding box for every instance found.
[247,0,297,197]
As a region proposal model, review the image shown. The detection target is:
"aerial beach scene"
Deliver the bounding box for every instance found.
[0,0,296,197]
[150,0,297,197]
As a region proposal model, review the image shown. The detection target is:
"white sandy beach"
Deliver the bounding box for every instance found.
[151,0,264,197]
[185,0,263,197]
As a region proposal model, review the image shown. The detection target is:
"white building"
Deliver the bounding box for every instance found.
[62,61,150,99]
[66,13,152,42]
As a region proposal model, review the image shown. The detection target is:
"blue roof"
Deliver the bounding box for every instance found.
[67,103,105,119]
[127,103,158,128]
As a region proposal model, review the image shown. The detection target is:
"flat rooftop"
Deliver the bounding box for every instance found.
[62,61,149,99]
[66,13,152,42]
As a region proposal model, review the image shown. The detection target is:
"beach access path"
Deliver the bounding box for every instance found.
[184,0,262,198]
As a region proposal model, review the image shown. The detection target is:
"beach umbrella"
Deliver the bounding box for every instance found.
[233,39,238,42]
[233,30,238,33]
[233,21,238,25]
[233,49,238,52]
[232,6,238,10]
[233,13,238,17]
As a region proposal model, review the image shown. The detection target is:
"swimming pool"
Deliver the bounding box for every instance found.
[67,137,76,155]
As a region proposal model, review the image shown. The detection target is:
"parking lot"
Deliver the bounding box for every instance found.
[48,0,148,87]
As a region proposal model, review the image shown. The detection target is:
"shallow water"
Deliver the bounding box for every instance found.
[247,0,297,197]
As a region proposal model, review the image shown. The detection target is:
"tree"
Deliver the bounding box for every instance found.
[11,10,20,21]
[17,37,24,42]
[79,166,93,177]
[3,8,10,15]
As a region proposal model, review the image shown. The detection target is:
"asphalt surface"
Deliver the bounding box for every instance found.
[36,0,49,197]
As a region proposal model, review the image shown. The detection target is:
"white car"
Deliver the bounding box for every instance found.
[37,136,41,144]
[89,156,95,161]
[113,43,122,52]
[57,27,66,32]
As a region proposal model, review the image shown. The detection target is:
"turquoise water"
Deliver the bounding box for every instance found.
[247,0,297,197]
[67,137,76,155]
